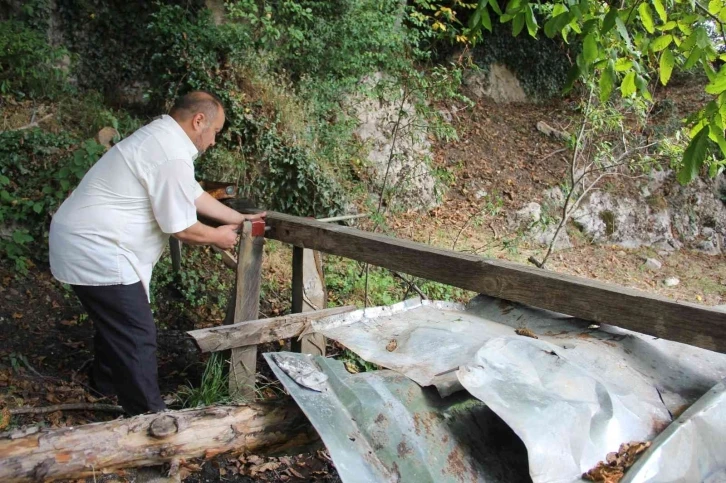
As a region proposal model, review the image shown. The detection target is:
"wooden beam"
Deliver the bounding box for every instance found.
[0,403,317,482]
[264,212,726,353]
[226,220,265,399]
[188,306,356,353]
[291,247,328,355]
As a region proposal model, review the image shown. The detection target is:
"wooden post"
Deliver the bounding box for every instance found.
[225,220,266,400]
[291,246,327,356]
[169,237,182,272]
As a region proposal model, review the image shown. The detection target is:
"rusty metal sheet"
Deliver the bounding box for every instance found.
[622,378,726,483]
[309,295,726,483]
[264,352,531,483]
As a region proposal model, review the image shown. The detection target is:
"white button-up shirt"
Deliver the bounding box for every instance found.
[49,115,203,298]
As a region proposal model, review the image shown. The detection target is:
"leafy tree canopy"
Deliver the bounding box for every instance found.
[415,0,726,183]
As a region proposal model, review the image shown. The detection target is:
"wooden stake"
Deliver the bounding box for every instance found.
[291,247,327,356]
[226,220,265,400]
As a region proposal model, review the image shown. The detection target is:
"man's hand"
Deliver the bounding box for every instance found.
[242,211,266,222]
[214,224,239,250]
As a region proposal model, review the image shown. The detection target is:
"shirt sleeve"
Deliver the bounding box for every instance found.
[144,159,200,234]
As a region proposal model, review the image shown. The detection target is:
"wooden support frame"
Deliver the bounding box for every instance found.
[290,247,328,355]
[224,220,266,399]
[188,306,355,353]
[263,211,726,353]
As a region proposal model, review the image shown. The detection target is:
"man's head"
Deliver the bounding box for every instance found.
[170,91,226,154]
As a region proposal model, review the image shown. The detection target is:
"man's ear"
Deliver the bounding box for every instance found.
[192,112,206,131]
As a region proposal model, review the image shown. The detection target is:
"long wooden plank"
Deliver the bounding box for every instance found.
[264,212,726,352]
[188,306,356,352]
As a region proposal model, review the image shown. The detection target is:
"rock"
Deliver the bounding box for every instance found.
[644,258,662,270]
[96,127,119,149]
[351,73,438,211]
[703,227,715,237]
[510,202,541,229]
[536,121,570,142]
[462,64,528,104]
[695,240,720,255]
[544,187,565,204]
[531,225,572,251]
[663,277,680,287]
[475,189,488,200]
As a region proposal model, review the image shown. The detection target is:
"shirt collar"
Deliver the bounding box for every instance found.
[161,115,199,163]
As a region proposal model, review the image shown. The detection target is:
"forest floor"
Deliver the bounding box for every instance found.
[1,76,724,482]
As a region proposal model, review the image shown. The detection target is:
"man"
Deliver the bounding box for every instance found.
[49,91,264,415]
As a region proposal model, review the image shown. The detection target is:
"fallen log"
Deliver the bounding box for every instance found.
[0,402,318,482]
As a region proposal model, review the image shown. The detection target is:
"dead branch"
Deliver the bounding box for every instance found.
[0,403,317,482]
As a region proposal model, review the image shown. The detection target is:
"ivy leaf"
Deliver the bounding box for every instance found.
[650,35,672,52]
[583,33,598,63]
[678,126,710,184]
[600,64,616,102]
[621,70,637,97]
[653,0,667,22]
[660,49,675,85]
[638,3,655,33]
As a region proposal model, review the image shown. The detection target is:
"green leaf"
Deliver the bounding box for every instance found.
[621,70,637,97]
[615,57,634,71]
[635,75,652,100]
[708,121,726,156]
[615,16,632,49]
[678,126,710,184]
[602,8,618,33]
[563,64,581,93]
[489,0,503,16]
[650,35,672,52]
[525,4,538,37]
[544,12,571,38]
[706,72,726,95]
[660,49,675,85]
[32,202,43,214]
[653,0,667,22]
[659,20,677,31]
[638,3,655,33]
[552,4,568,16]
[512,11,524,36]
[684,47,702,69]
[12,230,33,245]
[709,0,722,15]
[583,33,598,63]
[600,65,616,102]
[481,6,493,32]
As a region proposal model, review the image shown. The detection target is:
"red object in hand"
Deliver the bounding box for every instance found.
[250,219,266,237]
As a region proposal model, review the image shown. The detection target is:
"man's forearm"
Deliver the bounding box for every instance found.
[195,192,245,225]
[173,221,226,246]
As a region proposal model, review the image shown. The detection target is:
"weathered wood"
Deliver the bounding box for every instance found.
[264,212,726,352]
[291,248,328,356]
[169,237,182,272]
[211,245,237,270]
[227,220,265,399]
[0,403,317,482]
[188,306,355,353]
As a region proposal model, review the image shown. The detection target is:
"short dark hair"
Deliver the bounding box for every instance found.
[169,91,224,123]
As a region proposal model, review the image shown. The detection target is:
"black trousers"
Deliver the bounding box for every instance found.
[72,282,166,415]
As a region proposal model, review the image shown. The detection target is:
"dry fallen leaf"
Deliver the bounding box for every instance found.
[386,339,398,352]
[344,361,359,374]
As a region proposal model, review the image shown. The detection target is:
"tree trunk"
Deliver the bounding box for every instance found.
[0,402,317,482]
